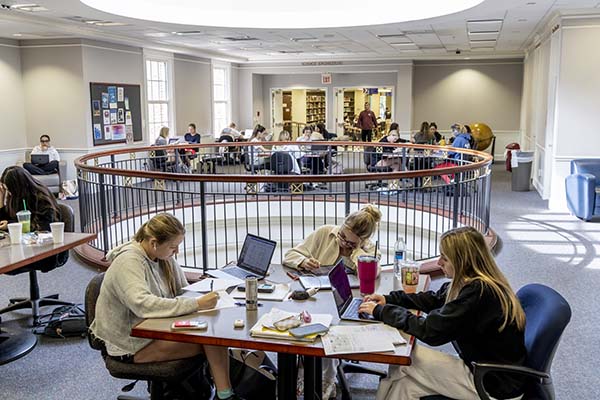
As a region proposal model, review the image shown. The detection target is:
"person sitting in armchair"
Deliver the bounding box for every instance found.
[23,134,60,175]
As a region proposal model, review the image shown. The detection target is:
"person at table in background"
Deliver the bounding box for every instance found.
[384,107,392,120]
[283,204,382,398]
[247,124,270,169]
[220,122,242,141]
[155,126,170,146]
[357,102,378,142]
[0,166,66,271]
[90,213,243,400]
[273,130,301,174]
[375,127,408,172]
[413,121,434,145]
[359,226,526,400]
[315,122,336,141]
[448,123,461,144]
[184,123,201,144]
[429,122,442,143]
[448,124,474,161]
[23,134,60,175]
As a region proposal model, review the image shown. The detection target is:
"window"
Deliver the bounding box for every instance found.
[145,59,171,140]
[213,65,230,135]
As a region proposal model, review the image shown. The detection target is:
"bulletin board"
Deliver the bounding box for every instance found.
[89,82,143,146]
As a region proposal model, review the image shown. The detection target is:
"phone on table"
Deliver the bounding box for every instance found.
[237,283,276,293]
[170,320,208,331]
[289,323,329,338]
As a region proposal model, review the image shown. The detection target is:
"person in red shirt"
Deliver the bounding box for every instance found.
[357,102,378,142]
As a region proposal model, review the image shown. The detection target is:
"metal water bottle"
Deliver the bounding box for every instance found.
[245,276,258,311]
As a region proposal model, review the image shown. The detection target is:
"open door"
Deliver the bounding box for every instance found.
[334,88,345,135]
[271,89,283,134]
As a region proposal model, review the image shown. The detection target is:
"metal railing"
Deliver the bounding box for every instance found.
[75,141,493,272]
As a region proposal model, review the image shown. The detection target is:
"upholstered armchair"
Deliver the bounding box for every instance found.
[17,150,67,194]
[565,159,600,221]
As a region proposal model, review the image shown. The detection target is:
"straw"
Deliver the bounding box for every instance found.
[374,240,379,258]
[23,199,27,211]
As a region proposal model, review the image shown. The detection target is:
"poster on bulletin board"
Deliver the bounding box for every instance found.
[89,82,142,146]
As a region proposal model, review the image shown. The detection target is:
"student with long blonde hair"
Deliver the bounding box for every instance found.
[91,213,243,400]
[359,226,526,400]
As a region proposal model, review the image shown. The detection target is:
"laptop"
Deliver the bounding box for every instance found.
[168,137,181,144]
[299,258,359,290]
[209,234,277,281]
[31,154,49,165]
[328,261,377,323]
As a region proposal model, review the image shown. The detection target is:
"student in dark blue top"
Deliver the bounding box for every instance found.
[359,226,527,400]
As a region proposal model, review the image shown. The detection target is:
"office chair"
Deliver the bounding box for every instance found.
[0,203,75,326]
[85,273,212,400]
[421,283,571,400]
[337,360,387,400]
[363,147,391,190]
[267,151,295,192]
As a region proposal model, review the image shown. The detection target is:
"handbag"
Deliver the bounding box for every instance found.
[229,349,277,400]
[60,179,79,199]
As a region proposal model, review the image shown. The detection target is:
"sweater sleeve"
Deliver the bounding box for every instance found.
[282,228,327,269]
[373,281,483,346]
[383,282,449,312]
[111,255,199,319]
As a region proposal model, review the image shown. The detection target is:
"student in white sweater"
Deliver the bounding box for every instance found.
[90,213,242,400]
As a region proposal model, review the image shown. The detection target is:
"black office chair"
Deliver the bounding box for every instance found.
[421,284,571,400]
[337,360,387,400]
[148,148,178,173]
[363,146,392,190]
[267,151,295,192]
[85,273,212,400]
[0,203,75,326]
[242,146,270,174]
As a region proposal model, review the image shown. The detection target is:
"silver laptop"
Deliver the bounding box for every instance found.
[329,261,377,323]
[31,154,49,165]
[209,234,276,281]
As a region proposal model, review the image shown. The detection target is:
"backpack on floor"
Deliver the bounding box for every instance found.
[34,304,87,338]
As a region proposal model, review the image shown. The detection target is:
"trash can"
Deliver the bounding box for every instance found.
[511,151,534,191]
[505,143,520,172]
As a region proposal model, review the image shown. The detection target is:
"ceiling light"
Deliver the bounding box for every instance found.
[80,0,486,29]
[469,39,496,43]
[9,3,47,12]
[290,37,319,42]
[93,21,127,26]
[468,31,499,35]
[390,43,418,47]
[171,30,204,36]
[12,33,23,37]
[376,33,406,38]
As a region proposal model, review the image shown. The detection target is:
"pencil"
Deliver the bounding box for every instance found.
[210,280,213,292]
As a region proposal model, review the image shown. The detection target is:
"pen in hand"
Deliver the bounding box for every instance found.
[210,280,214,292]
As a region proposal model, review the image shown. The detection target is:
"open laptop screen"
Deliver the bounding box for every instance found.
[168,137,180,144]
[328,260,352,314]
[237,234,277,275]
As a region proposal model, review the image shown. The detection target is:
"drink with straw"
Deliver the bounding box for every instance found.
[16,200,31,233]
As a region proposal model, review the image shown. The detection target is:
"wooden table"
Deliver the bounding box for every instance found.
[132,265,430,399]
[0,232,97,365]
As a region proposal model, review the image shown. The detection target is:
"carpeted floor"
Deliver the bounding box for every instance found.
[1,163,599,399]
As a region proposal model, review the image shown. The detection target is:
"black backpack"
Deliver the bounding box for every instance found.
[34,304,87,338]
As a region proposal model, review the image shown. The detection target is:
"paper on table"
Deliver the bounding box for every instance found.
[231,283,290,301]
[184,278,240,293]
[195,290,236,313]
[321,324,402,356]
[250,308,333,342]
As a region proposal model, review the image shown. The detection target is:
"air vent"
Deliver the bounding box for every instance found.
[223,35,258,41]
[172,30,204,36]
[279,50,304,54]
[403,30,434,35]
[419,44,445,49]
[376,33,405,38]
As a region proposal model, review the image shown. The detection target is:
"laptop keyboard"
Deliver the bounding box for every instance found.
[344,298,374,320]
[224,266,258,280]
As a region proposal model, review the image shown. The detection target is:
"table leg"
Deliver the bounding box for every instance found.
[277,353,297,399]
[304,356,323,400]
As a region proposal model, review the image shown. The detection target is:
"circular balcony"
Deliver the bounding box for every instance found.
[74,141,494,274]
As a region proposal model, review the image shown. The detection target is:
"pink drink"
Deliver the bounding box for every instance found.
[357,255,378,295]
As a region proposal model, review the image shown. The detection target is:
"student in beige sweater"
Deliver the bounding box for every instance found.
[91,213,242,400]
[282,204,382,399]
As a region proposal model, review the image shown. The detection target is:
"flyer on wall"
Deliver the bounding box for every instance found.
[92,100,101,116]
[110,110,117,124]
[124,96,129,110]
[125,111,132,125]
[93,123,102,140]
[117,87,124,102]
[101,93,109,108]
[126,125,133,144]
[103,110,110,125]
[117,108,124,123]
[108,86,117,109]
[104,125,112,140]
[111,124,126,140]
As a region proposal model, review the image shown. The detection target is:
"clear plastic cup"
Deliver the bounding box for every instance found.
[50,222,65,244]
[8,222,22,245]
[400,260,420,294]
[16,210,31,233]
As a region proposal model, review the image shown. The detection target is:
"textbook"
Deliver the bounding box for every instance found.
[250,308,332,343]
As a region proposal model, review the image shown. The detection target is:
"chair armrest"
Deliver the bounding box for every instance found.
[471,361,550,400]
[565,173,597,220]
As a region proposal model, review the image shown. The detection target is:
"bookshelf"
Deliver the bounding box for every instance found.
[343,91,355,122]
[306,90,326,125]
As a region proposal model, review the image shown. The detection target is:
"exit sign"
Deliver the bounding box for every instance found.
[321,73,332,85]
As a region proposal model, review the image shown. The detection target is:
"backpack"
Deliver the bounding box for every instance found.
[34,304,87,338]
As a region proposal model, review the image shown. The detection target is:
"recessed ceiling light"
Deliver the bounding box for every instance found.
[12,33,23,37]
[376,33,406,38]
[468,31,499,35]
[390,42,417,46]
[469,39,496,43]
[10,3,47,12]
[93,21,128,26]
[526,2,536,5]
[80,0,486,29]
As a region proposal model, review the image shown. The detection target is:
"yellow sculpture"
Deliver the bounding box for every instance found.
[470,122,495,151]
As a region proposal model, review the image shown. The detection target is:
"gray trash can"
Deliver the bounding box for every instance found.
[511,151,534,191]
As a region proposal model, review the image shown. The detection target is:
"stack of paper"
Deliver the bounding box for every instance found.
[184,278,241,293]
[321,324,407,355]
[195,290,236,313]
[250,308,332,343]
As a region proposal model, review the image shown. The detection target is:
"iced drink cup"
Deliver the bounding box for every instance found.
[357,255,378,296]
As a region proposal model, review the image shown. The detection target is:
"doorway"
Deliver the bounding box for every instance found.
[270,87,327,139]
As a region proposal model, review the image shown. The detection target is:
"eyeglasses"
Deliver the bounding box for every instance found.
[40,140,49,143]
[337,229,360,249]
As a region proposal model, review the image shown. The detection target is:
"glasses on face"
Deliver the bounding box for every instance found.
[40,140,49,143]
[337,229,360,249]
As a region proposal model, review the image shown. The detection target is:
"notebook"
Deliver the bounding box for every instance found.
[299,258,359,290]
[208,234,276,281]
[31,154,49,165]
[328,261,377,323]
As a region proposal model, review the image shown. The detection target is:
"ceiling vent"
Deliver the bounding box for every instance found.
[223,35,259,41]
[172,30,205,36]
[376,33,405,38]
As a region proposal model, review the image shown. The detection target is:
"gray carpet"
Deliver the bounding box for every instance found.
[1,164,599,399]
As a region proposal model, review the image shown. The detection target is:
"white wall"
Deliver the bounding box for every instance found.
[173,55,212,135]
[0,39,28,172]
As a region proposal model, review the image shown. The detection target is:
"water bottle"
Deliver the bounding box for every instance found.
[245,277,258,311]
[394,237,406,278]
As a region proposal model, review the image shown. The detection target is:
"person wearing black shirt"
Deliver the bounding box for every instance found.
[359,226,526,400]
